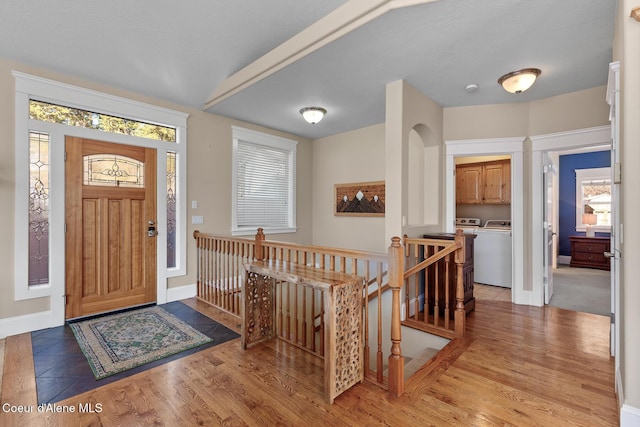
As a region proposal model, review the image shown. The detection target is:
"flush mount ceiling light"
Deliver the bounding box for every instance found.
[498,68,541,94]
[299,107,326,124]
[465,83,479,93]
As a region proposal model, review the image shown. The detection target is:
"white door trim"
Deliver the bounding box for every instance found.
[445,136,525,304]
[13,72,188,329]
[530,125,612,309]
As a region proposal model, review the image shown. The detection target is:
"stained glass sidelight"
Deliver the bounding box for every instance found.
[167,152,177,268]
[29,132,50,285]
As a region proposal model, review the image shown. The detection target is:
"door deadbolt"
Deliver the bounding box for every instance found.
[148,220,157,237]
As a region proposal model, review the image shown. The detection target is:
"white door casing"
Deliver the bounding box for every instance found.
[543,152,556,305]
[445,136,524,304]
[13,72,188,330]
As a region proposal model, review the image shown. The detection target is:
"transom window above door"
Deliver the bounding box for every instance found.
[29,99,177,142]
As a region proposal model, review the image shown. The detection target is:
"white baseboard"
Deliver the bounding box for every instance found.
[557,255,571,265]
[0,310,52,338]
[621,404,640,426]
[618,368,625,412]
[0,285,197,338]
[166,283,197,302]
[513,289,543,307]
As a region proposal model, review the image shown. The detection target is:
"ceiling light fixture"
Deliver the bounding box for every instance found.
[498,68,541,94]
[465,83,479,93]
[300,107,326,124]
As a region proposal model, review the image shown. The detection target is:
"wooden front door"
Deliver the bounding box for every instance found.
[65,137,157,319]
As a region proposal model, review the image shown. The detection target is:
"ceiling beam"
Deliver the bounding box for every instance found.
[204,0,439,110]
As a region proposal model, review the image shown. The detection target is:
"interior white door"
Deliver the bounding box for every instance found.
[543,152,555,304]
[608,148,619,358]
[607,61,620,359]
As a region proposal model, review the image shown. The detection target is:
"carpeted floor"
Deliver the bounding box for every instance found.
[548,265,610,316]
[32,301,239,404]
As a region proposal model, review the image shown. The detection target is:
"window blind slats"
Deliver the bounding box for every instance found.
[237,140,292,228]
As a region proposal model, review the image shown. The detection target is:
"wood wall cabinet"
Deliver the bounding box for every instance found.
[456,164,483,204]
[456,160,510,204]
[569,236,610,271]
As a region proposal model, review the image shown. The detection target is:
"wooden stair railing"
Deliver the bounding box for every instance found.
[400,230,466,339]
[193,228,466,399]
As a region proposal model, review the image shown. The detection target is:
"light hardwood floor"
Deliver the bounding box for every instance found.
[0,293,618,426]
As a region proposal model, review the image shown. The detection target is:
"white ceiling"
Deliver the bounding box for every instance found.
[0,0,617,139]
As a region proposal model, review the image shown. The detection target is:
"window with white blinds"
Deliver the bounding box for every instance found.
[232,126,297,235]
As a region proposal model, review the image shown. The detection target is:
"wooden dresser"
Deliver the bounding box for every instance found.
[422,233,476,315]
[569,236,610,271]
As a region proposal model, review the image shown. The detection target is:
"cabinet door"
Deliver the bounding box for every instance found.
[483,161,509,204]
[456,165,483,204]
[502,161,511,203]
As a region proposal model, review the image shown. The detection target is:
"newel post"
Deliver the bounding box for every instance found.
[454,229,466,337]
[255,228,265,261]
[387,236,405,397]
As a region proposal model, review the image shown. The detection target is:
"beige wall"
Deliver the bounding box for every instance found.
[529,86,610,135]
[173,112,314,289]
[0,58,313,322]
[443,102,530,141]
[618,0,640,413]
[443,86,609,141]
[310,86,611,254]
[311,124,386,252]
[385,80,444,244]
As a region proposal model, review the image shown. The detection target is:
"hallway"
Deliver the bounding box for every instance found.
[549,265,610,316]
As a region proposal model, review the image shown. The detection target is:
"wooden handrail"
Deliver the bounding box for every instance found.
[193,227,467,400]
[259,239,388,264]
[402,241,460,279]
[401,231,467,338]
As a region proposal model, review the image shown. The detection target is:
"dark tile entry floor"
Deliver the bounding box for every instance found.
[31,301,240,404]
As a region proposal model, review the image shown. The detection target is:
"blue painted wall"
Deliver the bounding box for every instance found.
[558,151,611,256]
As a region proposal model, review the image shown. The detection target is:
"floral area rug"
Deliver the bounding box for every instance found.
[69,305,213,379]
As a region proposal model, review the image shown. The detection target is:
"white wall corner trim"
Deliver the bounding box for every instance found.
[513,290,542,307]
[0,311,52,339]
[445,136,526,155]
[530,125,611,152]
[166,284,197,302]
[621,404,640,427]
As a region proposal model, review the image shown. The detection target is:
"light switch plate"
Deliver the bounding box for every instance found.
[192,215,204,224]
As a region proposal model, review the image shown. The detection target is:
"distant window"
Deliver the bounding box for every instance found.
[29,100,176,142]
[232,126,297,235]
[575,167,611,231]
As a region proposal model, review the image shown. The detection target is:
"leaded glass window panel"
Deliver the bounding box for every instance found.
[83,154,145,188]
[29,132,50,285]
[167,152,177,268]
